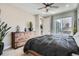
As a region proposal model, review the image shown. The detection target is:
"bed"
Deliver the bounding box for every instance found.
[23,34,79,56]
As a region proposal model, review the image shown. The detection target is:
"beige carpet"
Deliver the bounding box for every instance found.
[2,47,33,56]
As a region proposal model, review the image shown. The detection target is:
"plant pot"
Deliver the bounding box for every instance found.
[0,42,4,55]
[29,28,33,31]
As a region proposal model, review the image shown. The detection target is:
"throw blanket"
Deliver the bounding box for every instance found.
[23,35,79,56]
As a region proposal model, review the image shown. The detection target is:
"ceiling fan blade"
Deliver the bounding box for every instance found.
[42,3,47,5]
[43,3,54,6]
[49,3,54,6]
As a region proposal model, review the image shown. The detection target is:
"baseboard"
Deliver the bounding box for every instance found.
[4,45,11,50]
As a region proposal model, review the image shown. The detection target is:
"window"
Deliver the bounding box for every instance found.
[55,17,73,35]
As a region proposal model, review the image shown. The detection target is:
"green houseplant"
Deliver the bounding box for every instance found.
[29,21,33,31]
[0,20,11,55]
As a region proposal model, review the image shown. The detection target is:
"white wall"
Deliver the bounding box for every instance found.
[42,16,51,35]
[35,15,51,36]
[0,4,35,50]
[35,15,41,36]
[77,7,79,32]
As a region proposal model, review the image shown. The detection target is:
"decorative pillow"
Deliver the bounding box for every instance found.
[73,32,79,47]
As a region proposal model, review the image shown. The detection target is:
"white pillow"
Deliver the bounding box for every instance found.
[73,32,79,47]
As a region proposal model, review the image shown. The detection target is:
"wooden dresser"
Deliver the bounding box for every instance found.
[11,32,35,49]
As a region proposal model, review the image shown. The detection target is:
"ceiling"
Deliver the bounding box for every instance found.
[10,3,78,16]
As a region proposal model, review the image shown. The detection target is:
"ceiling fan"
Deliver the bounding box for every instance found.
[38,3,59,12]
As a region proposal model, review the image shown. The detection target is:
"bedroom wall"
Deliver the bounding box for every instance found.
[35,15,41,36]
[51,10,77,35]
[42,16,51,35]
[35,15,51,36]
[77,6,79,32]
[0,4,35,50]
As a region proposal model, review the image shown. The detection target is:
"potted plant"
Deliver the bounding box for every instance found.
[28,21,33,31]
[0,21,11,55]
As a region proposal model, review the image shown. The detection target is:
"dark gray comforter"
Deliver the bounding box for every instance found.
[23,35,79,56]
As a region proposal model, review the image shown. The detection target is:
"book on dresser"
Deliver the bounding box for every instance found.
[11,32,35,49]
